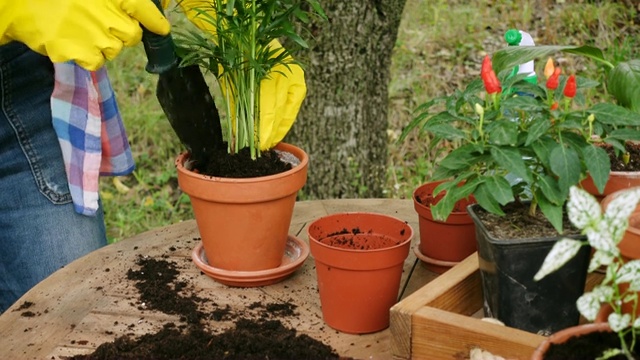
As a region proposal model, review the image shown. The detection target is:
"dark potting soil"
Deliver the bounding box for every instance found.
[608,141,640,172]
[322,227,403,250]
[192,146,292,178]
[543,329,639,359]
[68,255,347,360]
[473,202,581,240]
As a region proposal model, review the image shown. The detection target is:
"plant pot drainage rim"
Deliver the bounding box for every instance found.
[191,235,309,287]
[413,245,460,268]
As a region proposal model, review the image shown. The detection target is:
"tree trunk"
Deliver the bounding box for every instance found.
[286,0,407,199]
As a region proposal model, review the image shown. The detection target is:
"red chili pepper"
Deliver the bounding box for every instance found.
[564,75,577,98]
[550,101,559,110]
[481,55,492,77]
[546,67,561,90]
[480,55,501,94]
[484,70,502,94]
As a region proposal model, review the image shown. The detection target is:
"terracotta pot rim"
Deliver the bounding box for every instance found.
[533,322,612,359]
[309,233,413,254]
[175,142,309,184]
[609,170,640,177]
[413,245,460,267]
[308,212,414,254]
[411,180,476,225]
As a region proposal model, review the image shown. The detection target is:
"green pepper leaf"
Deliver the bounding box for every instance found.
[423,123,467,141]
[607,129,640,142]
[490,146,531,183]
[525,116,552,146]
[531,137,555,169]
[484,175,515,205]
[487,120,519,145]
[536,189,564,234]
[492,45,608,75]
[608,59,640,113]
[537,174,565,205]
[550,144,581,194]
[501,95,545,113]
[439,144,481,170]
[588,103,640,126]
[582,145,610,195]
[474,182,505,216]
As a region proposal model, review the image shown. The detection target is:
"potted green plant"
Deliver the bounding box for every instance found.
[411,180,477,274]
[400,50,640,333]
[167,0,325,280]
[533,186,640,359]
[492,38,640,200]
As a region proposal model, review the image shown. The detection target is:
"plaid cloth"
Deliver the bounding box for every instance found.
[51,62,135,216]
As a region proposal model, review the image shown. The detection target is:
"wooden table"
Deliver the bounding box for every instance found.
[0,199,438,359]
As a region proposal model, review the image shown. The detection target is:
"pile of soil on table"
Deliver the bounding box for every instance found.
[68,255,347,360]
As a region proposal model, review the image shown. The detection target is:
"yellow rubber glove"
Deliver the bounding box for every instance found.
[0,0,171,71]
[177,0,307,150]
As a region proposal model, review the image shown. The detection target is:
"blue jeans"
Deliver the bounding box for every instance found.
[0,43,107,313]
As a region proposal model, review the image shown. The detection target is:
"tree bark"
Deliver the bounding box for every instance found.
[286,0,407,199]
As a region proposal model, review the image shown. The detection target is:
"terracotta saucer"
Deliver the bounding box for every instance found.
[191,235,309,287]
[413,245,459,274]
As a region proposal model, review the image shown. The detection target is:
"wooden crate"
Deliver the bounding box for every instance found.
[390,253,603,360]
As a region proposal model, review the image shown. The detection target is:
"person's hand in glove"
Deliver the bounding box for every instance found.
[0,0,171,71]
[174,0,307,150]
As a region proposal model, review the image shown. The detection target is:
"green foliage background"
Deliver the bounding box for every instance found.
[102,0,639,243]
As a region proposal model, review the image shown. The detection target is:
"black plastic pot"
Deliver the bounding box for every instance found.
[468,204,590,335]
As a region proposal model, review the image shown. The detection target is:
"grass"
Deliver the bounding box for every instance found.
[102,0,639,243]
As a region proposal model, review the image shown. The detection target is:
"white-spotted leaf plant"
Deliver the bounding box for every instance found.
[535,186,640,359]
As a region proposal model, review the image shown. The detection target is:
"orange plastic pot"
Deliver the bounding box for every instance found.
[308,212,413,334]
[176,142,308,272]
[412,181,476,273]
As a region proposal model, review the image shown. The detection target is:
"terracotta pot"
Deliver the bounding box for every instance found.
[308,212,413,334]
[176,142,308,272]
[600,188,640,318]
[531,322,613,360]
[412,181,476,273]
[581,170,640,201]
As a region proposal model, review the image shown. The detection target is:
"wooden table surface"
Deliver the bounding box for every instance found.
[0,199,439,360]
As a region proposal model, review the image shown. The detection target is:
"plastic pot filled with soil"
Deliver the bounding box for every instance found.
[307,212,413,334]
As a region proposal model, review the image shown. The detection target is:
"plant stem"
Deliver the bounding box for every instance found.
[249,0,258,159]
[528,200,537,217]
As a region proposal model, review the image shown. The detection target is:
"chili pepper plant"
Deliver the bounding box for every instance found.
[400,55,640,233]
[493,44,640,113]
[536,186,640,359]
[174,0,325,160]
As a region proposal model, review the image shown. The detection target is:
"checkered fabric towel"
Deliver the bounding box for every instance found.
[51,62,135,216]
